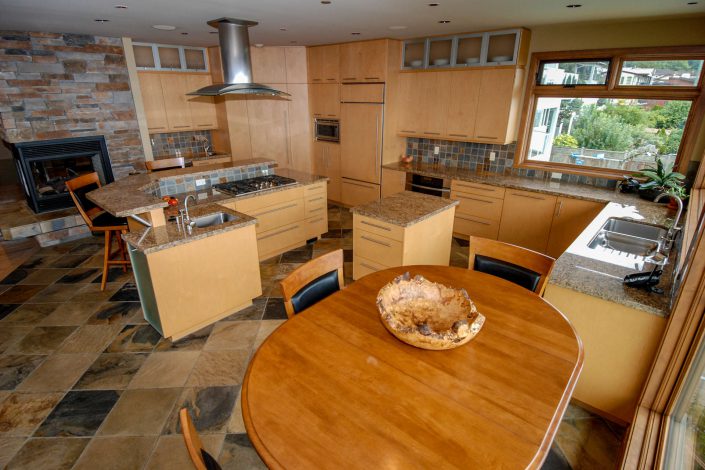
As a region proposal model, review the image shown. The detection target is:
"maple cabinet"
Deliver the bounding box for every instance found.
[308,44,340,83]
[138,72,218,133]
[396,68,523,144]
[310,83,340,119]
[247,85,290,168]
[250,47,287,83]
[340,102,383,184]
[339,40,388,83]
[498,190,557,253]
[546,197,605,258]
[381,168,407,198]
[314,141,341,202]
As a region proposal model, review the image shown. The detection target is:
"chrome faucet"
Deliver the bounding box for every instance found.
[654,192,683,250]
[184,194,196,225]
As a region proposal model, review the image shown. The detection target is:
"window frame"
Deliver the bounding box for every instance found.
[515,46,705,180]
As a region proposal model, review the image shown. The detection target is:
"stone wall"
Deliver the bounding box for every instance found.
[0,31,144,178]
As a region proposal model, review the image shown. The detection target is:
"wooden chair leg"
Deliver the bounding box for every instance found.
[101,230,111,291]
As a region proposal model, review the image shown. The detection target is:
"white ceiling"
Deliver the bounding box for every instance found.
[0,0,703,47]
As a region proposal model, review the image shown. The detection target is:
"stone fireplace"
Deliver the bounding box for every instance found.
[10,135,114,213]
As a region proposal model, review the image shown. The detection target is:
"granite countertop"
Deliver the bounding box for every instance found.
[350,191,459,227]
[384,161,679,316]
[155,152,232,162]
[123,203,256,254]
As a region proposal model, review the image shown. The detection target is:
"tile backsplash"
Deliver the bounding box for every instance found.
[150,130,213,157]
[405,137,617,189]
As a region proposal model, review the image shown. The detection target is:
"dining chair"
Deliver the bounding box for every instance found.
[280,249,344,318]
[66,172,130,291]
[179,408,222,470]
[145,157,186,172]
[468,236,556,296]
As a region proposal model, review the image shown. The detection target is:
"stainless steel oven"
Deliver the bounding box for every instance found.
[314,118,340,142]
[406,173,450,198]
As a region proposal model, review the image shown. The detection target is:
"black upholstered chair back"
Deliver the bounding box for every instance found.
[281,250,345,318]
[290,270,341,314]
[473,255,542,293]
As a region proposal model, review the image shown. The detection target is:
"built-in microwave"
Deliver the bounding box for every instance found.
[314,119,340,143]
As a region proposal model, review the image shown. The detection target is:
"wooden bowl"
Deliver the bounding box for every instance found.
[376,273,485,350]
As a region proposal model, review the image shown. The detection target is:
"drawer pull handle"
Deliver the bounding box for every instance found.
[344,180,375,189]
[455,184,497,192]
[308,207,324,213]
[448,133,468,137]
[456,215,491,226]
[253,203,298,217]
[326,78,336,81]
[309,217,325,223]
[456,195,493,204]
[423,131,441,135]
[149,126,166,130]
[360,262,379,270]
[511,193,546,201]
[364,77,380,80]
[361,220,391,231]
[343,77,356,80]
[173,125,190,129]
[258,225,300,240]
[361,235,391,247]
[312,78,322,82]
[197,124,212,127]
[477,135,498,140]
[308,196,324,202]
[400,130,415,133]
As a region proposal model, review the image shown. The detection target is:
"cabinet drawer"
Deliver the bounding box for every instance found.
[304,181,327,195]
[451,191,504,221]
[305,214,328,239]
[304,194,327,218]
[451,180,505,199]
[251,199,305,233]
[353,214,404,242]
[257,222,306,261]
[353,255,389,280]
[236,186,304,213]
[453,214,500,240]
[341,179,380,207]
[354,229,403,267]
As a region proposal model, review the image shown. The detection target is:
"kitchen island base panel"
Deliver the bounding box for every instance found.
[544,284,666,423]
[168,300,253,341]
[130,224,262,340]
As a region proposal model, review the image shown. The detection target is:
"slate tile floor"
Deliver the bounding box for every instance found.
[0,205,624,469]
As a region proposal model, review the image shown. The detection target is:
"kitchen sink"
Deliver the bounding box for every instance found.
[189,212,238,228]
[587,218,667,258]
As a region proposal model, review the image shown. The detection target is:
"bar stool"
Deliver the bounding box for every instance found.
[66,172,130,290]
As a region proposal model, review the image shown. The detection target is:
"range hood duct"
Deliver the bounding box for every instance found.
[188,18,289,97]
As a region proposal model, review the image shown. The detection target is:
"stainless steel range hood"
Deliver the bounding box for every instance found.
[188,18,289,97]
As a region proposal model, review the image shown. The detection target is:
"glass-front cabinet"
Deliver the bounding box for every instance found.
[133,42,209,72]
[401,28,526,70]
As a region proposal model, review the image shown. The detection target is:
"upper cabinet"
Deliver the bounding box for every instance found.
[308,44,340,83]
[250,47,287,83]
[138,71,218,133]
[401,28,530,70]
[339,40,389,83]
[396,68,524,144]
[133,43,208,72]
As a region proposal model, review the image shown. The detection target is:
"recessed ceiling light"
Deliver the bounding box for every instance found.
[389,25,407,30]
[351,32,361,35]
[209,31,218,34]
[254,43,264,48]
[438,20,451,23]
[566,4,582,7]
[94,19,110,23]
[152,24,176,30]
[428,3,439,6]
[687,1,698,4]
[290,40,298,44]
[321,0,332,3]
[114,4,128,9]
[280,27,287,31]
[181,32,188,35]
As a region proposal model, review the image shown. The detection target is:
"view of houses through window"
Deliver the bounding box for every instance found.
[526,59,702,173]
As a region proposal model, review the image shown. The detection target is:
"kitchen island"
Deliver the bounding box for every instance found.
[88,159,328,340]
[383,161,678,423]
[350,191,458,280]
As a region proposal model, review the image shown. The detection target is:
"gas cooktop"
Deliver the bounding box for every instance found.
[212,175,297,197]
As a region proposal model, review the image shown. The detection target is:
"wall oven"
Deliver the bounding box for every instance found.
[406,173,451,198]
[314,119,340,143]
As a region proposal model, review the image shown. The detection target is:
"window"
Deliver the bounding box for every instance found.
[517,47,705,178]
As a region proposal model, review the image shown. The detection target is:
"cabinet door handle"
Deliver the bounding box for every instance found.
[258,224,300,240]
[364,77,380,80]
[400,130,415,133]
[423,131,441,135]
[344,180,373,189]
[149,126,166,130]
[360,262,380,270]
[326,78,336,81]
[361,220,391,231]
[477,135,498,140]
[173,125,190,129]
[197,124,212,127]
[456,195,493,204]
[555,201,563,218]
[253,203,298,217]
[375,112,381,180]
[448,133,468,137]
[312,78,322,82]
[455,183,497,193]
[511,192,546,201]
[361,235,391,247]
[456,215,491,225]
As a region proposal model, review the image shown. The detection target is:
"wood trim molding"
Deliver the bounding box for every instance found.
[122,37,154,163]
[515,45,705,178]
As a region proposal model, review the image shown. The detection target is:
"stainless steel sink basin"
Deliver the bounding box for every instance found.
[189,212,238,228]
[588,218,667,258]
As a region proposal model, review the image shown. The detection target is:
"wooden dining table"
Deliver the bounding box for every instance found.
[242,266,584,469]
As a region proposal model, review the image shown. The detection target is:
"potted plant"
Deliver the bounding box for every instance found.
[632,155,686,203]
